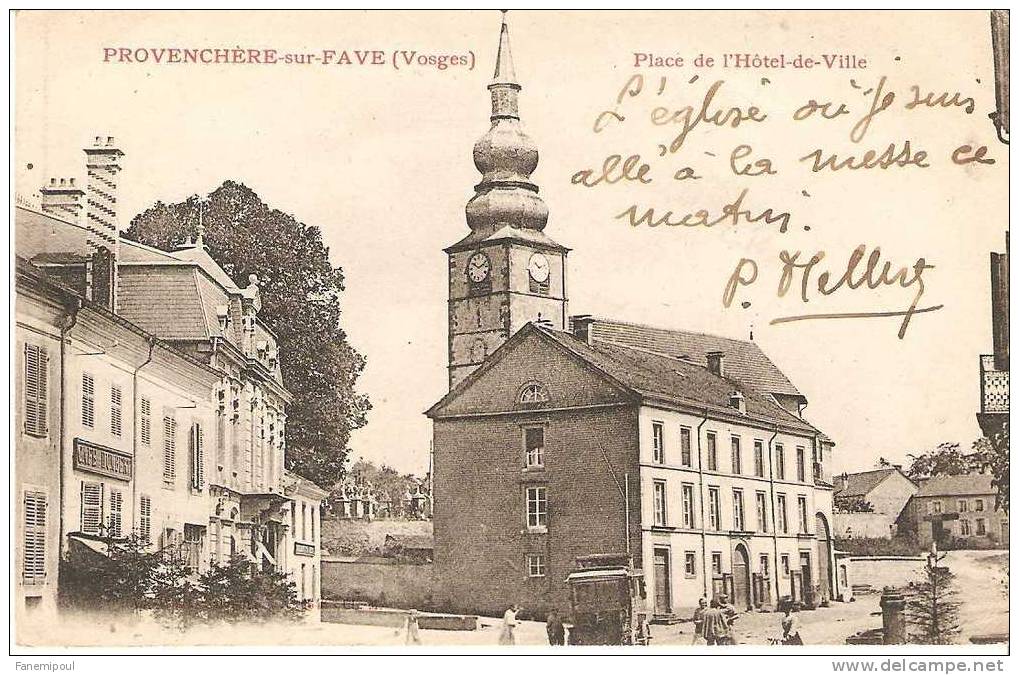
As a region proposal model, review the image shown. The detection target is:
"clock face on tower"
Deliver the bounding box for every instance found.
[528,252,550,283]
[467,252,491,283]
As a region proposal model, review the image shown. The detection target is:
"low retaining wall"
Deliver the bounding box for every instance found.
[321,557,435,610]
[321,603,478,631]
[848,555,925,593]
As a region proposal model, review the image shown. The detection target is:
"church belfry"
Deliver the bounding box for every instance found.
[445,11,569,389]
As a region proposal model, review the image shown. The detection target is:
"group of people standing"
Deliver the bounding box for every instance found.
[402,597,804,646]
[692,595,739,645]
[691,595,804,646]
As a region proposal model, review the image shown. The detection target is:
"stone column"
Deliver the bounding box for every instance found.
[880,587,907,644]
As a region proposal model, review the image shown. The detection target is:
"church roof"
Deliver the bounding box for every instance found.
[542,326,818,434]
[584,317,804,399]
[429,321,827,438]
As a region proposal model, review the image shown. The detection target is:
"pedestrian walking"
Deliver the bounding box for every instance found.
[717,594,738,645]
[781,604,803,645]
[499,603,522,645]
[701,598,731,646]
[403,609,422,645]
[546,609,565,646]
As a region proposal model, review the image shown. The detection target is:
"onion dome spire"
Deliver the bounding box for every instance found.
[466,10,549,233]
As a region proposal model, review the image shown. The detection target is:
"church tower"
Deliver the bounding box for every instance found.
[446,12,569,389]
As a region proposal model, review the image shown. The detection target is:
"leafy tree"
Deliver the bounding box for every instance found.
[907,551,961,644]
[60,543,304,626]
[198,556,303,624]
[904,443,982,482]
[834,496,874,513]
[973,422,1009,513]
[125,181,370,487]
[58,535,162,614]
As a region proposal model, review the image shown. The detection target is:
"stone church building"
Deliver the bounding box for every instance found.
[428,15,839,619]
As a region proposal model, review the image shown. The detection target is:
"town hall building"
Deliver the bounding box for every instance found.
[428,15,839,620]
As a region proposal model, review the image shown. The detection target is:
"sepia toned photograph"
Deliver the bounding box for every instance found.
[8,8,1011,663]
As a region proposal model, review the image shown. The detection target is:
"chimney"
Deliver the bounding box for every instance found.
[83,135,125,312]
[707,350,726,377]
[39,177,86,223]
[729,390,746,414]
[571,314,596,345]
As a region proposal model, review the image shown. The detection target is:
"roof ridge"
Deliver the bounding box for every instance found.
[589,316,755,348]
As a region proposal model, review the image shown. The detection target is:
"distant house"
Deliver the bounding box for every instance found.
[832,468,917,539]
[903,474,1008,549]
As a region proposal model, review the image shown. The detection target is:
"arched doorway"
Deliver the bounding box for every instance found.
[732,543,751,611]
[815,512,834,603]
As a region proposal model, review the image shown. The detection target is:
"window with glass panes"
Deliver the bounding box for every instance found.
[524,427,544,468]
[526,487,547,529]
[777,494,788,533]
[756,491,768,532]
[708,487,721,530]
[753,440,765,477]
[527,553,546,577]
[652,422,665,464]
[732,489,745,530]
[653,481,667,526]
[706,432,718,471]
[682,483,695,528]
[680,427,692,466]
[731,436,742,474]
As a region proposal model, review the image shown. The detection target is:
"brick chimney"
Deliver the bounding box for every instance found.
[39,177,85,223]
[571,314,596,345]
[83,136,124,311]
[707,350,726,377]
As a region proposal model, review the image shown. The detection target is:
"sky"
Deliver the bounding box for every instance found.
[14,10,1008,476]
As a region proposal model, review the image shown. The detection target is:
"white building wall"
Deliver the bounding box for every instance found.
[637,404,836,617]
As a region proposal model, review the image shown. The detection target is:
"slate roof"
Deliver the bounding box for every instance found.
[915,473,997,498]
[16,204,286,388]
[16,206,180,264]
[117,266,215,340]
[832,468,907,498]
[586,318,804,398]
[541,327,819,434]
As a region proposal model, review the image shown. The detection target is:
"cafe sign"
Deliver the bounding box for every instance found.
[73,438,132,481]
[294,542,315,557]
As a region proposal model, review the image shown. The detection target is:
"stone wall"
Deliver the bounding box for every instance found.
[321,556,435,609]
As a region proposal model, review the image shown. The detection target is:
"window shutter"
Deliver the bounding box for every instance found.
[109,489,123,538]
[80,482,103,535]
[24,345,50,436]
[191,423,205,490]
[163,412,177,482]
[110,385,123,437]
[139,495,152,543]
[140,397,151,446]
[23,491,47,583]
[82,373,95,428]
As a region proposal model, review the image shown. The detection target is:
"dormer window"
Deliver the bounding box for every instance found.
[216,305,230,332]
[518,381,550,406]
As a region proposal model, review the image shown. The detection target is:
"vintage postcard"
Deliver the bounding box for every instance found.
[9,8,1011,662]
